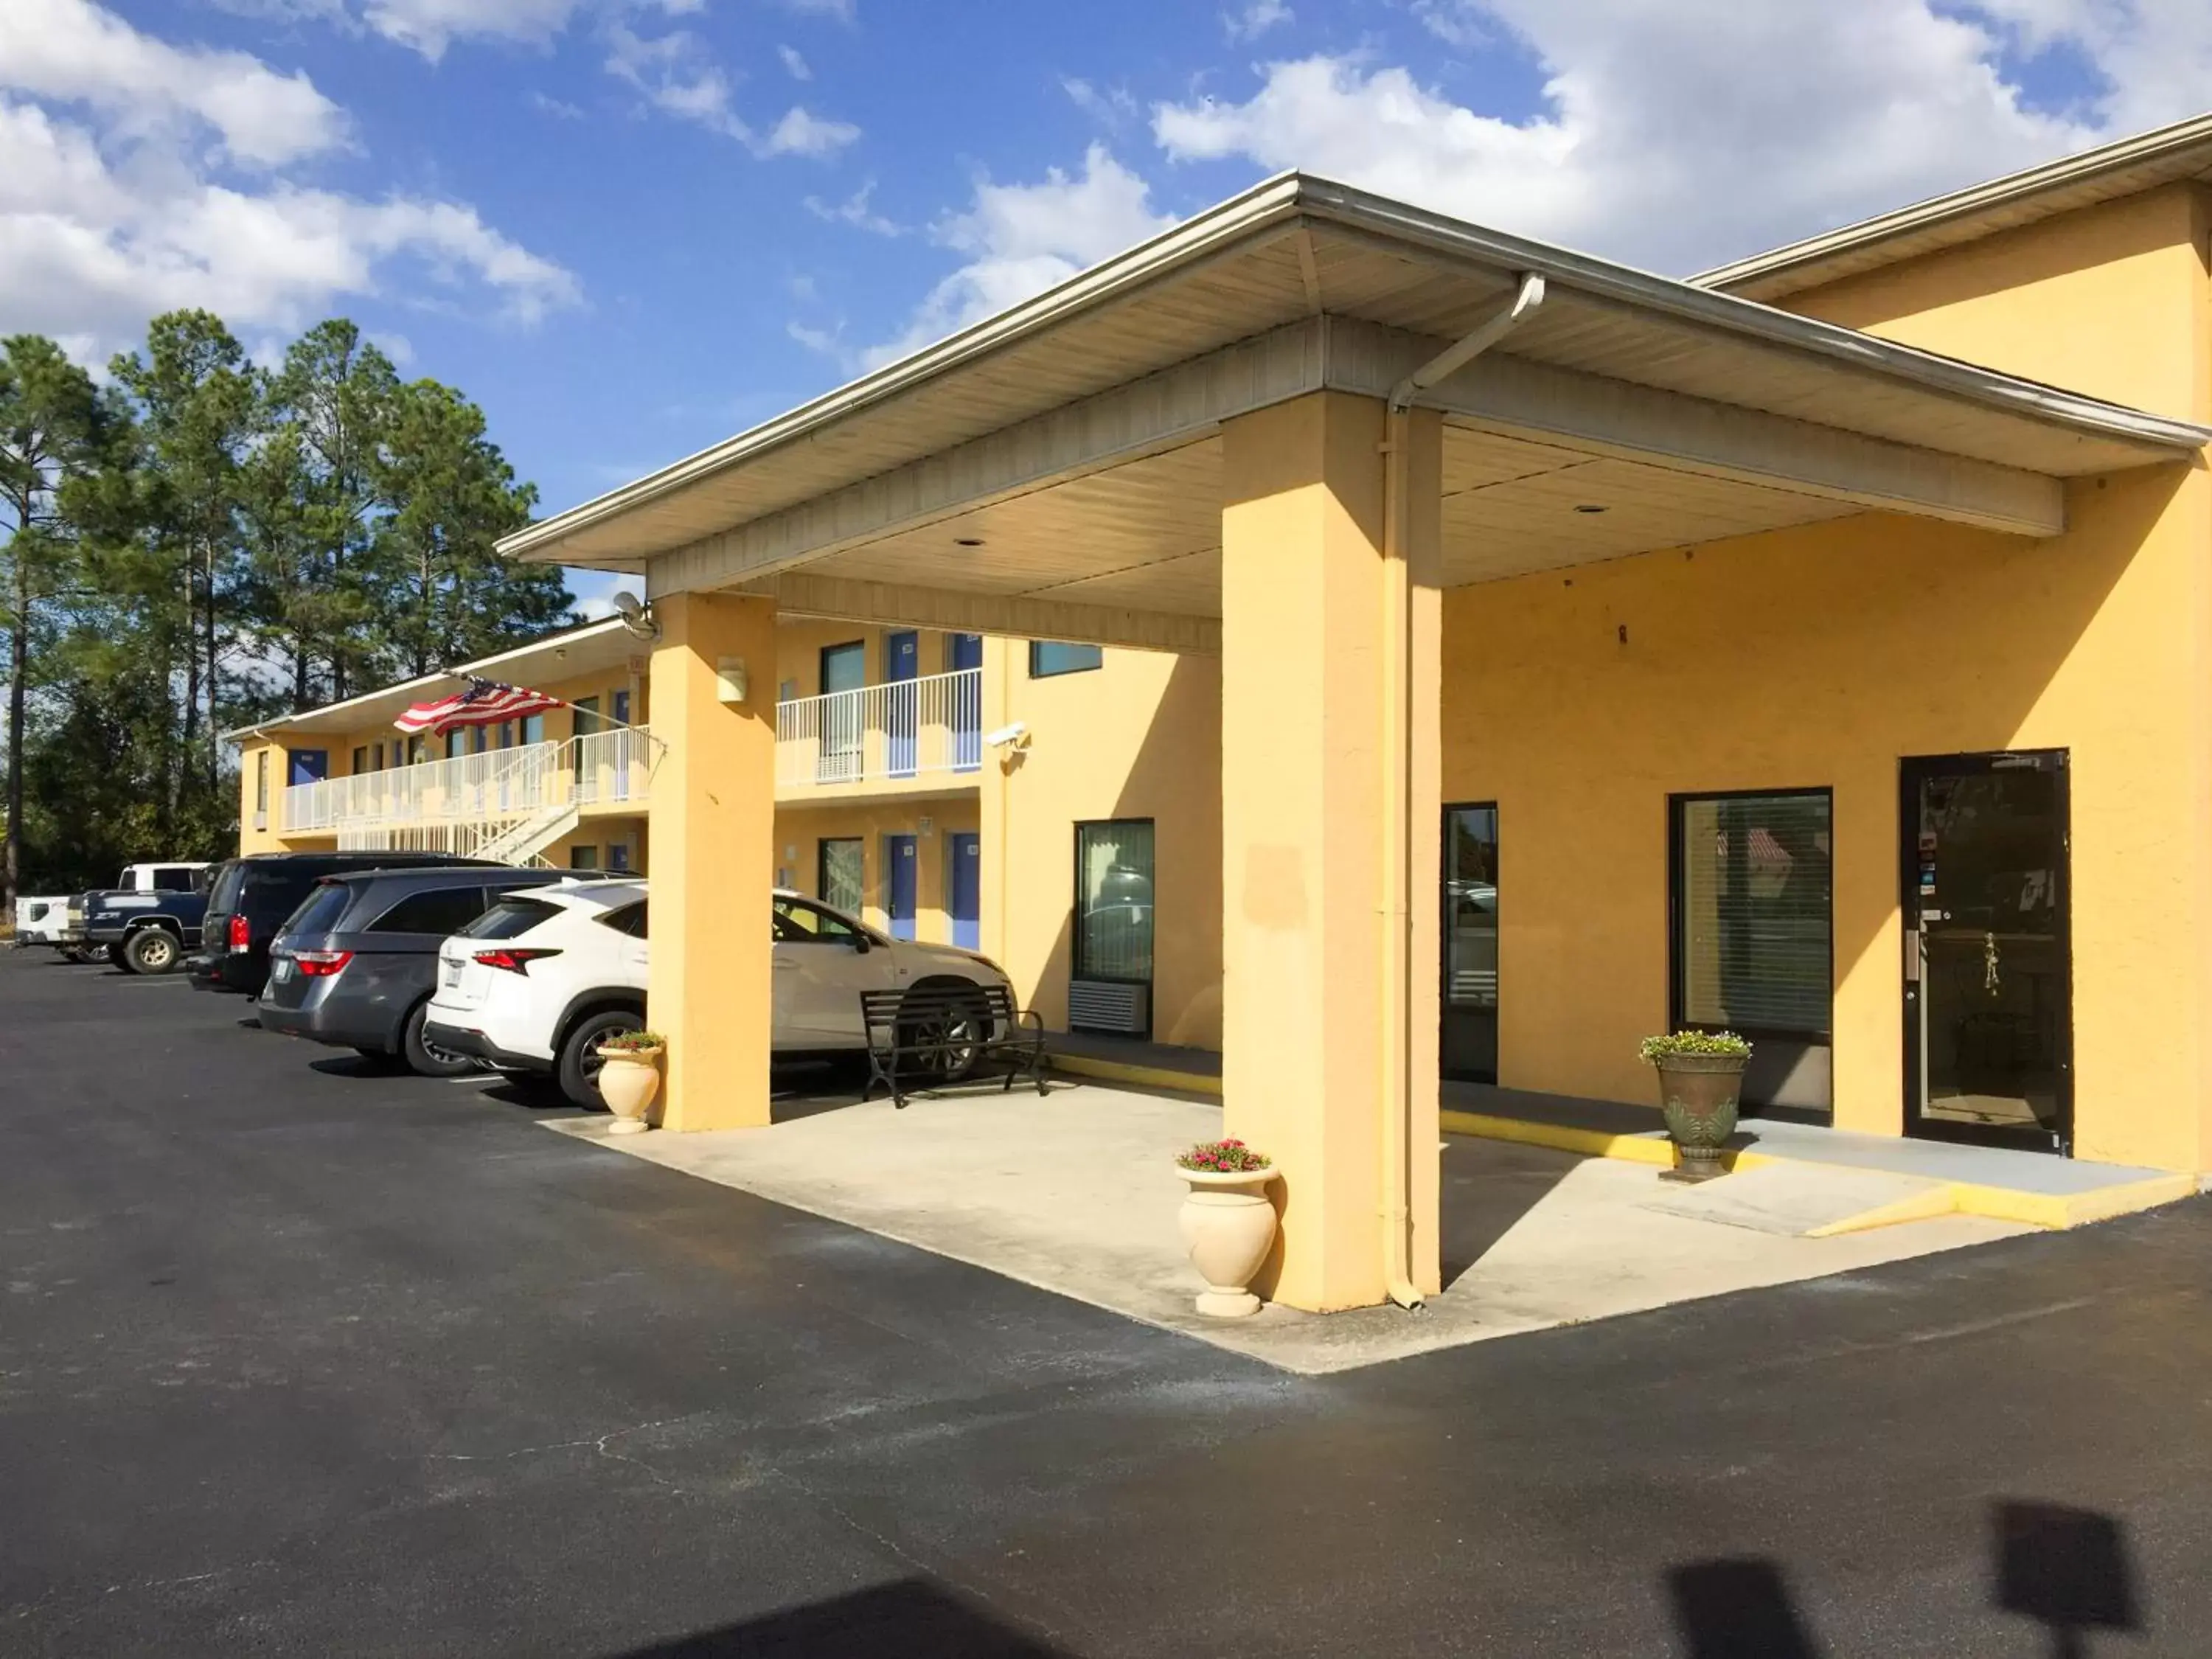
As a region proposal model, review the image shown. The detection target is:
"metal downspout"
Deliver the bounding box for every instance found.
[1376,274,1546,1312]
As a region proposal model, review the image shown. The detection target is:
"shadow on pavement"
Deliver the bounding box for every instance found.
[1663,1499,2143,1658]
[602,1578,1070,1658]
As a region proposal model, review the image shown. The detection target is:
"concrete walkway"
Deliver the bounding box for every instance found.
[550,1080,2030,1374]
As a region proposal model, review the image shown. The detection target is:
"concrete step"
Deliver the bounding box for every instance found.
[1638,1162,1955,1237]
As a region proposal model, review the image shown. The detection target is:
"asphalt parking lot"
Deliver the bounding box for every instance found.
[4,945,2212,1657]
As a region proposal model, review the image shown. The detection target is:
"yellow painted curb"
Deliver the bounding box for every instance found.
[1062,1062,2199,1233]
[1050,1052,1222,1096]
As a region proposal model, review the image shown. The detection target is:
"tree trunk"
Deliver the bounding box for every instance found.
[204,542,220,794]
[7,553,29,917]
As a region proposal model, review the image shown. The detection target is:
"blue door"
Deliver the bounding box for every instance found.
[947,832,980,950]
[288,749,329,786]
[886,630,919,776]
[886,835,918,940]
[949,633,982,771]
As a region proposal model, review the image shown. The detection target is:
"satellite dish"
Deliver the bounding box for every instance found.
[611,590,658,641]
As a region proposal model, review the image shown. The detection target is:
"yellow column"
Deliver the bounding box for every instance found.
[1220,391,1444,1311]
[647,589,779,1131]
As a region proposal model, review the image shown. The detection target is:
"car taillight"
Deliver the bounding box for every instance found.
[293,950,352,978]
[228,914,250,952]
[473,947,560,975]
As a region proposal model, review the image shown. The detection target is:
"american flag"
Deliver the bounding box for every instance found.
[392,678,564,736]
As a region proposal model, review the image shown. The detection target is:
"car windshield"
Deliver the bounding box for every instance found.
[281,882,352,939]
[458,896,563,941]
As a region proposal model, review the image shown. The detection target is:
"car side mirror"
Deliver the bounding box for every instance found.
[849,933,871,953]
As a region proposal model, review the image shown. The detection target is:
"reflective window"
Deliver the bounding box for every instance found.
[1672,791,1832,1037]
[1029,641,1102,678]
[1074,820,1153,981]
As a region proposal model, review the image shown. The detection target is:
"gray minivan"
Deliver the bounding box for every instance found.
[257,867,568,1076]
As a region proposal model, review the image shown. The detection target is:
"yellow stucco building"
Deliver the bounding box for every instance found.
[237,116,2212,1314]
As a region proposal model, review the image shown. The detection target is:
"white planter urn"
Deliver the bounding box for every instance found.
[1176,1165,1279,1318]
[596,1046,664,1134]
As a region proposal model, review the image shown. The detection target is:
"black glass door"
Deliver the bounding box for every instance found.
[1902,751,2070,1153]
[1441,804,1499,1084]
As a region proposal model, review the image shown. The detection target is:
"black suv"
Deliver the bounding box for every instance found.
[257,866,566,1075]
[190,852,504,996]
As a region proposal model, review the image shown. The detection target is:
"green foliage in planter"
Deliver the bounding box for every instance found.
[1176,1137,1273,1172]
[598,1030,667,1052]
[1638,1030,1752,1064]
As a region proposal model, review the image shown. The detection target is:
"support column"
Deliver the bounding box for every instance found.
[1220,391,1444,1311]
[647,589,779,1131]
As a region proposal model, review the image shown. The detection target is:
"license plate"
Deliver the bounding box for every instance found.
[271,958,293,984]
[442,959,462,987]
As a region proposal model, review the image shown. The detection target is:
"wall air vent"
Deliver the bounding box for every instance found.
[1068,978,1149,1036]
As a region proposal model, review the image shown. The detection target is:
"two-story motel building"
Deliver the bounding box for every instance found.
[237,116,2212,1312]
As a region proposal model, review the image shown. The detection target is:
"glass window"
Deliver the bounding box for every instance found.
[445,730,467,760]
[1029,641,1103,678]
[520,712,546,745]
[572,696,600,739]
[774,896,859,943]
[351,745,367,775]
[152,866,198,891]
[372,741,386,771]
[459,896,561,941]
[369,887,489,936]
[1672,791,1832,1038]
[282,881,353,938]
[254,751,268,812]
[596,900,648,938]
[818,838,864,914]
[1441,805,1500,1084]
[1074,820,1154,981]
[819,641,865,695]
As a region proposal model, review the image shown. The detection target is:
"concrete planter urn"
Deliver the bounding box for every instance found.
[1175,1141,1279,1318]
[595,1041,664,1135]
[1640,1033,1753,1183]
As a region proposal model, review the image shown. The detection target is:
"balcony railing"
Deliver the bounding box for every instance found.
[775,667,983,790]
[282,729,657,837]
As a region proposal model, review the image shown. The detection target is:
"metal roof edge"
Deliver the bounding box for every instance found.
[1691,112,2212,299]
[498,173,1311,563]
[219,617,633,741]
[1297,175,2212,456]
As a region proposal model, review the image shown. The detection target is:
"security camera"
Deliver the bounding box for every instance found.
[610,590,659,641]
[984,721,1029,749]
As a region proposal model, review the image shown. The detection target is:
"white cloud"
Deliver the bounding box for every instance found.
[804,179,902,235]
[1063,76,1139,130]
[778,44,811,80]
[1223,0,1291,42]
[530,89,585,117]
[761,105,860,158]
[777,0,855,21]
[858,145,1174,370]
[0,0,349,167]
[0,4,578,358]
[604,23,858,154]
[1151,1,2212,274]
[358,0,585,59]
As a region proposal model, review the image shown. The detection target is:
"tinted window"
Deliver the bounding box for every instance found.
[773,897,858,943]
[369,886,488,936]
[244,868,321,919]
[1029,641,1103,678]
[206,863,244,911]
[153,866,198,890]
[459,897,561,941]
[596,900,648,939]
[282,882,352,938]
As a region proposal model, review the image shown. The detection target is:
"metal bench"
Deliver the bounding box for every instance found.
[859,982,1046,1108]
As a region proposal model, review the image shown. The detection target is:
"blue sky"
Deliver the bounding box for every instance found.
[6,0,2206,613]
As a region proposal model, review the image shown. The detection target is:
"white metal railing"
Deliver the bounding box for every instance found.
[284,727,659,839]
[775,667,983,789]
[573,726,653,807]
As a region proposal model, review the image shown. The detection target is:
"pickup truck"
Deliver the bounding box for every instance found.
[12,897,77,949]
[69,862,214,975]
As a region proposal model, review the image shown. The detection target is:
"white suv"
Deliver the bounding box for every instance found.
[424,880,1015,1109]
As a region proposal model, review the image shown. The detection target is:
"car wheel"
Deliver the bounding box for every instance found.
[900,984,990,1083]
[125,928,180,975]
[401,1001,479,1079]
[558,1009,644,1110]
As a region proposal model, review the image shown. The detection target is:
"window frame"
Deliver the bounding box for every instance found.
[1029,640,1103,678]
[1071,816,1155,987]
[1666,785,1835,1045]
[366,885,490,937]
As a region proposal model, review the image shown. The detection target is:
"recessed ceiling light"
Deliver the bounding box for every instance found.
[955,536,985,547]
[1573,504,1608,515]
